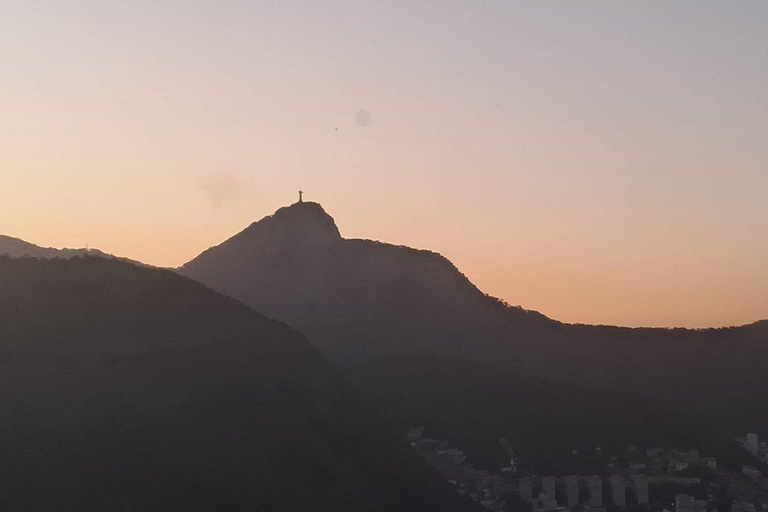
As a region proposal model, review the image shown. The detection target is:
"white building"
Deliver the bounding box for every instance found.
[610,475,626,508]
[587,476,603,507]
[563,476,579,507]
[676,494,706,512]
[746,433,759,455]
[631,475,650,505]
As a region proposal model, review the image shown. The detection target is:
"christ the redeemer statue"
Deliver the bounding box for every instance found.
[298,190,303,203]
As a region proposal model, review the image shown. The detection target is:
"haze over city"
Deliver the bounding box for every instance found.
[2,1,766,328]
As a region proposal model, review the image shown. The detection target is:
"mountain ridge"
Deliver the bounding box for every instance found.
[183,201,764,332]
[0,234,110,259]
[180,201,768,466]
[0,234,147,267]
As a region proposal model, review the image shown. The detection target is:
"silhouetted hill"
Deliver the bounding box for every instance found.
[0,234,135,262]
[182,202,554,362]
[0,256,474,511]
[181,202,768,466]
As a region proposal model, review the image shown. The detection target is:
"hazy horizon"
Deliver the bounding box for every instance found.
[2,1,766,328]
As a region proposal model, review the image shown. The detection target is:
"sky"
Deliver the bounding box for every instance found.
[1,1,766,328]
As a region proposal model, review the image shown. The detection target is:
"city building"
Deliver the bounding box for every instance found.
[610,475,627,507]
[519,477,533,503]
[564,476,579,507]
[742,466,762,479]
[631,475,650,505]
[746,434,760,455]
[587,476,603,507]
[676,494,707,512]
[535,490,558,511]
[731,500,757,512]
[542,476,556,501]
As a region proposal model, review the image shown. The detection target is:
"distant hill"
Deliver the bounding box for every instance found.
[181,201,768,466]
[0,234,124,261]
[0,256,474,511]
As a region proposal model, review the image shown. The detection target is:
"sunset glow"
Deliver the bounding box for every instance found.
[2,1,766,328]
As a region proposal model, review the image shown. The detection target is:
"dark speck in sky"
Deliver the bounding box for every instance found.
[354,110,372,127]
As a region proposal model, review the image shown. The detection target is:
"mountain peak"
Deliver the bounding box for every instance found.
[262,201,342,239]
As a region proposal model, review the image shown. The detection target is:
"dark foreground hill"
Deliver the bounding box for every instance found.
[0,256,473,511]
[181,201,768,468]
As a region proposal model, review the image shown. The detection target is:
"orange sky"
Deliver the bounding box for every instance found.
[1,1,766,328]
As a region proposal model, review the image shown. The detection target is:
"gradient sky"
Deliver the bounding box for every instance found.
[1,1,766,328]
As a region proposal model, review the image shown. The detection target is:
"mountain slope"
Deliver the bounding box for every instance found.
[181,201,554,363]
[0,256,472,511]
[180,202,768,460]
